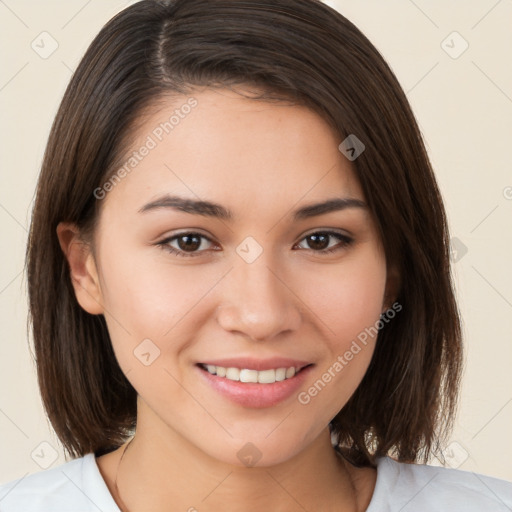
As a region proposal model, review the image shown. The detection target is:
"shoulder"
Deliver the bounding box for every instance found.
[0,453,120,512]
[367,456,512,512]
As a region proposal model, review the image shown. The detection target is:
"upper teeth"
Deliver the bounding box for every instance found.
[204,365,299,384]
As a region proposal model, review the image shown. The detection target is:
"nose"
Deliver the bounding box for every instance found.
[215,253,302,342]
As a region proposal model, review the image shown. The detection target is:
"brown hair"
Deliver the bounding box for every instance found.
[26,0,462,465]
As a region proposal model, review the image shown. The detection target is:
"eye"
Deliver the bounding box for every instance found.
[294,231,353,255]
[157,230,353,258]
[157,232,217,257]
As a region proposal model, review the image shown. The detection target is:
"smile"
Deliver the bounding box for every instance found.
[200,364,301,384]
[197,360,314,408]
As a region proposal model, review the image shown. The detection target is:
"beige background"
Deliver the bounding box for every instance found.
[1,0,511,484]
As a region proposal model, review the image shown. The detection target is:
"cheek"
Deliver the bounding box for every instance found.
[296,250,387,345]
[293,250,386,419]
[98,241,213,329]
[97,245,228,369]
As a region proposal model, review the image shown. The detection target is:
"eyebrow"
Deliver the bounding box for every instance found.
[138,195,367,220]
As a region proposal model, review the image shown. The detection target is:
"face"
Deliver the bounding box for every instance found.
[64,88,394,467]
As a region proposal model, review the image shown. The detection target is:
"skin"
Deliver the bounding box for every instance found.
[57,87,398,512]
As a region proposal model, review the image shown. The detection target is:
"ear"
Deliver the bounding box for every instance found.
[382,263,401,313]
[56,222,104,315]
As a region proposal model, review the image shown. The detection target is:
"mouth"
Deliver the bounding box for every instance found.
[198,363,309,384]
[196,359,314,408]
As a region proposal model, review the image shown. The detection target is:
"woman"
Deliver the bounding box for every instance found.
[0,0,510,510]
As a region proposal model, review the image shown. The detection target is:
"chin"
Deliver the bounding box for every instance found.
[201,430,314,469]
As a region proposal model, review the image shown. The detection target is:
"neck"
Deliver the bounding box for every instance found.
[105,405,372,512]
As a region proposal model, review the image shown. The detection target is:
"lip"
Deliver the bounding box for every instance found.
[199,357,312,371]
[196,360,314,409]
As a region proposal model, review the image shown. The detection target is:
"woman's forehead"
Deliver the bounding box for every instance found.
[101,88,365,215]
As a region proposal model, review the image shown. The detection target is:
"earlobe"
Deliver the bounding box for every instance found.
[56,222,104,315]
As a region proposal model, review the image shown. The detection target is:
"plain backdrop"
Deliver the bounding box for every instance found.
[1,0,511,484]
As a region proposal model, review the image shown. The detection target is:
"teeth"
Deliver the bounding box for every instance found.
[257,369,276,384]
[225,367,240,381]
[240,369,258,383]
[275,368,286,381]
[203,365,300,384]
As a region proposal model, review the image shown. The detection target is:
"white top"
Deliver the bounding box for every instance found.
[0,453,511,511]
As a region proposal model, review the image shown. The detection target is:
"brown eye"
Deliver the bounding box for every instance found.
[305,233,330,250]
[176,234,202,252]
[158,232,215,257]
[296,231,353,254]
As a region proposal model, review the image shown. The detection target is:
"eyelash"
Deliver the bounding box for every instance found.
[156,231,354,258]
